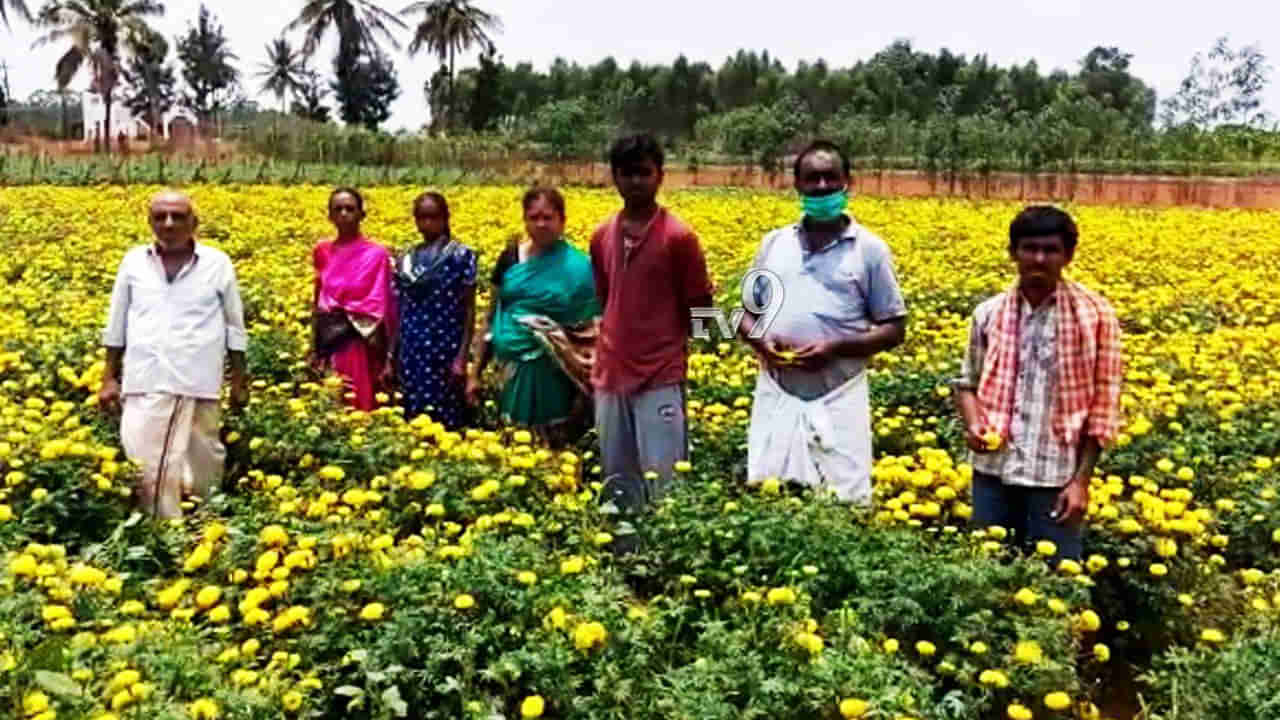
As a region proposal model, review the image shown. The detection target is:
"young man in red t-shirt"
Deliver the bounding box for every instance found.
[590,134,714,531]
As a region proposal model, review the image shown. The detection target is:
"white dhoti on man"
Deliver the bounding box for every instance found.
[747,368,872,505]
[120,393,226,519]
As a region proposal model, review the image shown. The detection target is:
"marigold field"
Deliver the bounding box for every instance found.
[2,186,1280,720]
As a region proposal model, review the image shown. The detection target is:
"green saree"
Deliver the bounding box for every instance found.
[490,238,600,431]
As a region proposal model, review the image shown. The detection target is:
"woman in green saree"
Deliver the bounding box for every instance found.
[468,187,600,446]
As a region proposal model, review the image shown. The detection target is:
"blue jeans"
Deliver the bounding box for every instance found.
[971,471,1083,561]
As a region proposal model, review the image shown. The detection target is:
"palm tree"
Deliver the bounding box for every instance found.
[257,37,306,113]
[401,0,500,131]
[1,0,32,29]
[34,0,166,152]
[287,0,406,62]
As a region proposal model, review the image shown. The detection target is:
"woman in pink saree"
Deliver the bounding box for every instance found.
[311,187,398,411]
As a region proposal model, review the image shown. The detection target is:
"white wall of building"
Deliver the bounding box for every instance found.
[80,91,197,142]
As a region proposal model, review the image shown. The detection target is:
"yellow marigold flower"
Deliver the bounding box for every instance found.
[188,698,220,720]
[1077,610,1102,632]
[195,586,222,609]
[1006,703,1033,720]
[1013,588,1039,607]
[572,621,608,652]
[1200,628,1226,644]
[317,465,345,481]
[23,690,50,715]
[521,695,545,718]
[454,593,476,610]
[839,698,870,718]
[882,638,899,653]
[9,554,37,576]
[67,564,106,586]
[560,556,585,575]
[766,587,797,606]
[259,525,289,547]
[979,669,1010,688]
[516,571,538,586]
[1093,643,1111,662]
[1014,641,1043,665]
[970,641,989,655]
[359,603,385,621]
[282,691,303,712]
[111,688,135,710]
[546,606,568,630]
[1149,563,1169,577]
[1043,692,1071,711]
[915,640,936,657]
[408,470,435,490]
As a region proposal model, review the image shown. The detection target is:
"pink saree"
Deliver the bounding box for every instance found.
[313,237,398,411]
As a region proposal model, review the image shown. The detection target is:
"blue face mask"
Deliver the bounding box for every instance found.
[802,188,848,222]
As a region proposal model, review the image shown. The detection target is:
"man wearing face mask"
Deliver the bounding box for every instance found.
[739,140,907,505]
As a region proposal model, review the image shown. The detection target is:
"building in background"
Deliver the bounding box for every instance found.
[80,90,197,144]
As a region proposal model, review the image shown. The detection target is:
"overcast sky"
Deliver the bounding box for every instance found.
[2,0,1277,132]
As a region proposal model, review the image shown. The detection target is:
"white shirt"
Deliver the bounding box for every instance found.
[102,242,248,399]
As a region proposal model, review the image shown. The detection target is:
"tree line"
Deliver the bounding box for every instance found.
[1,0,1276,174]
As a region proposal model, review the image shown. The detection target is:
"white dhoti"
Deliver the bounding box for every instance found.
[747,368,873,505]
[120,393,225,519]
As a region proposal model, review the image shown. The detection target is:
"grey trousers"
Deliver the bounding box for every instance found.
[595,383,689,514]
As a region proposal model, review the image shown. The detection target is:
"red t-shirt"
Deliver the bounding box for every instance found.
[589,207,714,395]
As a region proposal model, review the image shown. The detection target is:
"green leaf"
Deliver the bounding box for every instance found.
[34,671,83,698]
[382,686,408,717]
[334,685,364,697]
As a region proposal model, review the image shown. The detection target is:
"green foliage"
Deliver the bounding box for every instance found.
[176,4,241,128]
[1139,629,1280,720]
[525,98,613,162]
[333,46,401,132]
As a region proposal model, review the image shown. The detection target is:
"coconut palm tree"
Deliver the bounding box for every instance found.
[287,0,405,62]
[34,0,166,152]
[1,0,32,29]
[257,37,306,113]
[401,0,500,131]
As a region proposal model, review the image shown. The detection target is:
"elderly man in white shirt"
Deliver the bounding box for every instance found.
[99,190,249,519]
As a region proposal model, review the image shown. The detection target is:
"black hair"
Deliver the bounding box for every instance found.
[1008,205,1079,253]
[793,139,850,179]
[329,186,364,212]
[609,133,665,173]
[413,191,451,237]
[522,186,566,219]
